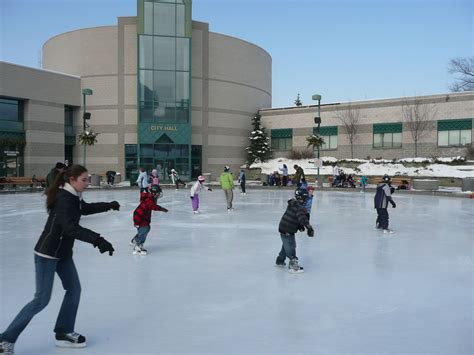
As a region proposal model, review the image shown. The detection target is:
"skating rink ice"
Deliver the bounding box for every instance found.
[0,188,472,354]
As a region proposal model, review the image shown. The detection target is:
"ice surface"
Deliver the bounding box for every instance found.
[0,188,472,354]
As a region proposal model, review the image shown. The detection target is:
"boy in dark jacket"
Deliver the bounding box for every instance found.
[276,188,314,273]
[130,184,168,255]
[374,174,396,234]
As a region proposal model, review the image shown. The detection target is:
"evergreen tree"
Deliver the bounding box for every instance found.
[294,93,303,106]
[245,113,271,165]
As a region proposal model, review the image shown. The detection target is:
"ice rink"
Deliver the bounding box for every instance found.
[0,188,472,355]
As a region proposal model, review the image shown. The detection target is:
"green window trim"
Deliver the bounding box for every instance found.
[373,123,402,134]
[314,126,338,136]
[437,118,472,131]
[271,128,292,138]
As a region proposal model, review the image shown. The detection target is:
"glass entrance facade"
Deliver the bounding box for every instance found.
[136,0,193,181]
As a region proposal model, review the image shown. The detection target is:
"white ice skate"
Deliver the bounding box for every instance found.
[55,332,86,348]
[133,245,148,255]
[383,229,395,234]
[193,210,200,214]
[289,258,304,274]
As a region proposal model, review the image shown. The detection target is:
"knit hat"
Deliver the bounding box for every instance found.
[224,166,230,172]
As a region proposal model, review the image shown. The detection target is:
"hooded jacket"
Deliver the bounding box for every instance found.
[34,186,114,259]
[278,199,310,234]
[374,183,393,209]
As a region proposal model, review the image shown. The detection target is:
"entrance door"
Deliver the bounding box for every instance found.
[154,158,175,182]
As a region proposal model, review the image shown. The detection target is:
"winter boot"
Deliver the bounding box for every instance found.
[55,332,86,348]
[0,341,15,354]
[289,258,304,273]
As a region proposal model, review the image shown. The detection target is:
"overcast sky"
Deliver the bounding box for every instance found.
[1,0,472,107]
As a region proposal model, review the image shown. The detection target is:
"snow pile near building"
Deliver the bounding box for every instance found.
[248,157,474,178]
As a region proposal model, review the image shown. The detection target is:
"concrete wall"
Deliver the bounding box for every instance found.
[260,92,474,160]
[0,61,81,176]
[192,22,272,179]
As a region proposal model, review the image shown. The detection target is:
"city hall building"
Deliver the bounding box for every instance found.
[0,0,472,179]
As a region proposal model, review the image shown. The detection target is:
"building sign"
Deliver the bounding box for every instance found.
[150,125,178,132]
[4,151,19,156]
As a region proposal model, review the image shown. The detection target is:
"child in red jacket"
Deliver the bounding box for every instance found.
[130,185,168,255]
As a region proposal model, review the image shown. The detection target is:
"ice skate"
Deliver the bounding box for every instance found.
[289,258,304,273]
[0,341,15,355]
[193,210,200,214]
[383,229,395,234]
[55,332,86,348]
[133,245,147,255]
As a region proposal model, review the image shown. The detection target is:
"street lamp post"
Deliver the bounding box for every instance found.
[82,88,93,167]
[312,94,322,187]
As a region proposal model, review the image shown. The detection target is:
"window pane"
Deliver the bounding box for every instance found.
[139,36,153,69]
[176,4,185,36]
[154,3,175,36]
[154,71,175,103]
[286,138,292,150]
[139,101,153,122]
[330,135,338,149]
[176,72,189,102]
[140,144,154,157]
[383,133,392,147]
[373,133,382,147]
[153,37,175,70]
[176,38,189,71]
[125,144,137,156]
[0,99,19,121]
[154,101,175,121]
[460,129,472,145]
[139,70,154,101]
[438,131,448,146]
[448,130,460,145]
[144,1,153,35]
[393,132,402,147]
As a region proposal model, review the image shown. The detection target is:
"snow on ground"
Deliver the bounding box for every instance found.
[0,189,472,354]
[249,157,474,178]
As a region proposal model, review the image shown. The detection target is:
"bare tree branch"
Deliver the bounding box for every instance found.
[448,57,474,92]
[401,96,437,157]
[335,103,361,158]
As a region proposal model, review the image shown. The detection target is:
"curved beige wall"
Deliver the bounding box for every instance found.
[42,19,272,178]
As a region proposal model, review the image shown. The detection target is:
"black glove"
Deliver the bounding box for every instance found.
[109,201,120,211]
[390,200,396,208]
[306,225,314,237]
[390,187,395,194]
[93,237,114,256]
[298,226,305,232]
[190,196,194,200]
[160,207,169,213]
[208,188,213,191]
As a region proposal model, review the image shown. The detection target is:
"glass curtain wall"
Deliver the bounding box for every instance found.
[137,0,193,181]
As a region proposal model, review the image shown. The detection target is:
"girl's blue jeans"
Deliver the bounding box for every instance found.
[0,254,81,343]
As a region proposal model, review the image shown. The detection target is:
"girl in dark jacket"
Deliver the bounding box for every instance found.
[0,165,118,354]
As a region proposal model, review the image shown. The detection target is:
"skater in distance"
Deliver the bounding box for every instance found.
[0,165,118,354]
[374,174,397,234]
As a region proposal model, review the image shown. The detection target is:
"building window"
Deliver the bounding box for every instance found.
[125,144,138,180]
[373,123,402,148]
[437,119,472,147]
[0,98,23,131]
[271,129,292,151]
[315,126,338,150]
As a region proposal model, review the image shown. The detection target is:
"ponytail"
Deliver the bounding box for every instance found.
[46,165,88,212]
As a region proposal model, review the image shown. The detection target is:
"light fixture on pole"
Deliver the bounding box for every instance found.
[82,88,93,167]
[312,94,322,187]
